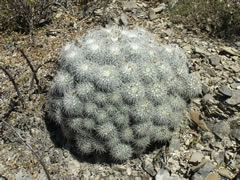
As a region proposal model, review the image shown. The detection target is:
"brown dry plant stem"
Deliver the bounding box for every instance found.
[0,117,52,180]
[18,48,42,93]
[36,59,58,72]
[0,66,24,108]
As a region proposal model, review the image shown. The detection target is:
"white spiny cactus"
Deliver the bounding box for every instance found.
[48,26,202,161]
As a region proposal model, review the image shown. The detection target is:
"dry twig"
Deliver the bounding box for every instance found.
[18,48,42,93]
[36,58,58,72]
[0,65,24,108]
[0,117,52,180]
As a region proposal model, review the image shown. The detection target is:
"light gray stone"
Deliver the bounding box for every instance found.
[226,90,240,105]
[212,121,230,139]
[209,55,221,66]
[122,1,138,11]
[213,151,225,164]
[155,169,183,180]
[231,83,240,89]
[235,41,240,47]
[191,162,215,180]
[189,152,204,164]
[230,119,240,141]
[15,170,32,180]
[155,169,173,180]
[195,47,211,56]
[120,13,129,26]
[218,85,232,97]
[218,168,234,179]
[201,84,210,95]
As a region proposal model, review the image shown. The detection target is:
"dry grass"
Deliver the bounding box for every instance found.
[168,0,240,38]
[0,0,55,34]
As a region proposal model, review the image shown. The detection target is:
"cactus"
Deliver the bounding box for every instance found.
[47,26,202,161]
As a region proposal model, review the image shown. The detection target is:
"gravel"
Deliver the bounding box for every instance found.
[0,0,239,179]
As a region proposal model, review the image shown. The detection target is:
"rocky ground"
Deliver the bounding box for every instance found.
[0,0,239,179]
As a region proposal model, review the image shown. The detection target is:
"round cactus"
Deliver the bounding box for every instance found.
[47,26,202,161]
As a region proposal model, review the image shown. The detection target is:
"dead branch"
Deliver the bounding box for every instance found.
[18,48,42,93]
[0,65,24,108]
[36,58,58,72]
[0,117,52,180]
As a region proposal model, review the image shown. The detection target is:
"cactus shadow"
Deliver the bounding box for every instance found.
[44,112,168,164]
[43,112,132,164]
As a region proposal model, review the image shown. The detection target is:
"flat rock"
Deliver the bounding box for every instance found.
[155,169,182,180]
[198,163,215,174]
[209,55,221,66]
[195,47,211,56]
[205,173,220,180]
[202,84,210,95]
[155,169,171,180]
[122,0,138,11]
[213,151,225,164]
[231,83,240,89]
[231,128,240,142]
[230,65,240,73]
[230,120,240,141]
[189,151,204,164]
[120,13,129,26]
[212,121,230,139]
[112,164,126,172]
[226,90,240,105]
[218,168,234,179]
[218,85,232,97]
[212,141,224,149]
[219,46,240,56]
[191,162,214,180]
